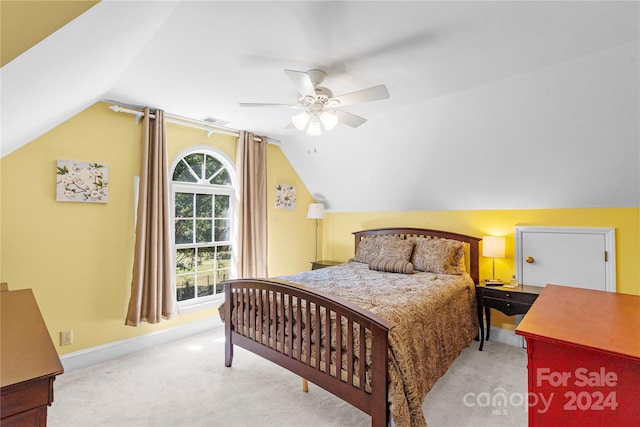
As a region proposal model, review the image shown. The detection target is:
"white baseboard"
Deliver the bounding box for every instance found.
[60,317,223,372]
[483,314,526,349]
[487,326,523,348]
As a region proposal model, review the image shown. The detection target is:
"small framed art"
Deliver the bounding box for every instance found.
[275,184,296,209]
[56,159,109,203]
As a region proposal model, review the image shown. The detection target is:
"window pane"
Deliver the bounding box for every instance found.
[176,275,195,301]
[197,247,215,271]
[212,169,231,185]
[217,245,231,268]
[195,219,212,243]
[215,219,230,242]
[175,220,193,244]
[176,248,195,274]
[215,282,225,295]
[197,273,214,297]
[184,153,204,180]
[204,155,223,180]
[196,194,212,217]
[173,161,197,183]
[215,269,231,295]
[175,193,193,218]
[214,195,230,218]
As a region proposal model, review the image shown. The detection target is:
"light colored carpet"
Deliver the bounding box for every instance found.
[48,327,527,427]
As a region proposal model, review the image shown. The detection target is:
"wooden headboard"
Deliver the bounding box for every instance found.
[353,227,481,285]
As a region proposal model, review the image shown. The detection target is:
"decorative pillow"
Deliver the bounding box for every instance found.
[411,238,465,275]
[458,250,468,273]
[369,256,414,274]
[353,235,401,264]
[378,239,414,261]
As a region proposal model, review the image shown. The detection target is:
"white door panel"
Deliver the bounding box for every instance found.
[515,227,616,292]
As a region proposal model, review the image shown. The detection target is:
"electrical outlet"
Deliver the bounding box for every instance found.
[60,329,73,346]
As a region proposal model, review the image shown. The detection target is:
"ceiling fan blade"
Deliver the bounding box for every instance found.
[335,110,367,128]
[331,85,390,107]
[239,103,300,109]
[284,69,316,98]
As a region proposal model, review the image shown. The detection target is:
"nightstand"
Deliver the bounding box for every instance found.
[311,260,341,270]
[476,283,543,351]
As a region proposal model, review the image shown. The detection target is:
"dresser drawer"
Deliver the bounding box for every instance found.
[482,288,538,305]
[1,376,53,420]
[483,297,531,316]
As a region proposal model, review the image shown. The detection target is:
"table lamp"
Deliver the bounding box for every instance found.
[482,236,505,285]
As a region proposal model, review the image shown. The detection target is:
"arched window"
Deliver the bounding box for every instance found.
[170,148,235,308]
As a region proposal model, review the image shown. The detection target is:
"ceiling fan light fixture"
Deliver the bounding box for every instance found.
[320,110,338,130]
[241,69,389,135]
[292,111,310,130]
[306,119,322,136]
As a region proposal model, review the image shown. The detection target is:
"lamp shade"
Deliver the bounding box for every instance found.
[292,111,310,130]
[320,110,338,130]
[482,236,505,258]
[306,119,321,136]
[307,203,325,219]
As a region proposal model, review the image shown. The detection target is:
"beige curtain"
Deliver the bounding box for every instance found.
[125,108,176,326]
[234,131,268,278]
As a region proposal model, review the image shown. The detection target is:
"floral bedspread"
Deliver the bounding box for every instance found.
[278,261,478,427]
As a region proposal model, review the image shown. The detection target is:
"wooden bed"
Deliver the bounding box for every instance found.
[222,227,480,427]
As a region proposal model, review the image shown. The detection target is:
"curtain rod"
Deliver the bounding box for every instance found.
[107,104,280,145]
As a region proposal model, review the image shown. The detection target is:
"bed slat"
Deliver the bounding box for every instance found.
[314,303,321,371]
[295,297,302,361]
[347,317,354,386]
[359,325,366,391]
[278,291,285,353]
[304,301,311,364]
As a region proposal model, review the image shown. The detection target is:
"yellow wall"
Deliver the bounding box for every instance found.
[0,102,316,355]
[0,0,100,66]
[321,208,640,329]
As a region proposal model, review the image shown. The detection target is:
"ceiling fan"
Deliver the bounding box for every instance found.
[239,69,390,136]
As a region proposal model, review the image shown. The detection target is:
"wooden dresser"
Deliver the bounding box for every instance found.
[1,289,64,426]
[516,284,640,426]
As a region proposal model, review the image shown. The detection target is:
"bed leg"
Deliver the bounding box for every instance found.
[225,339,233,367]
[371,406,389,427]
[301,378,308,393]
[224,282,233,367]
[224,313,233,367]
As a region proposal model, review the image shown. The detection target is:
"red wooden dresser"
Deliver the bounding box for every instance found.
[1,289,64,426]
[516,284,640,426]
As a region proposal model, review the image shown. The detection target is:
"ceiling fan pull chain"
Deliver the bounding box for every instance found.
[307,140,318,156]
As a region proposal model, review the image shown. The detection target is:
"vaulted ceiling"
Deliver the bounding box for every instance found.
[2,1,638,212]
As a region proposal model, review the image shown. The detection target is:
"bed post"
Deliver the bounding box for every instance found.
[224,281,233,367]
[469,240,480,285]
[370,327,390,427]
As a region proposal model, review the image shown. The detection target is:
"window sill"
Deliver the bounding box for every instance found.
[178,298,222,315]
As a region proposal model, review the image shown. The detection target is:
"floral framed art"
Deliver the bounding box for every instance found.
[275,184,296,209]
[56,159,109,203]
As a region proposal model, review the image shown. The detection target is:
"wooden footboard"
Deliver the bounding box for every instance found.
[223,278,394,427]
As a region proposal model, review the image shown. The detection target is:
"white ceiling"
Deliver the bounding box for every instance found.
[2,1,639,212]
